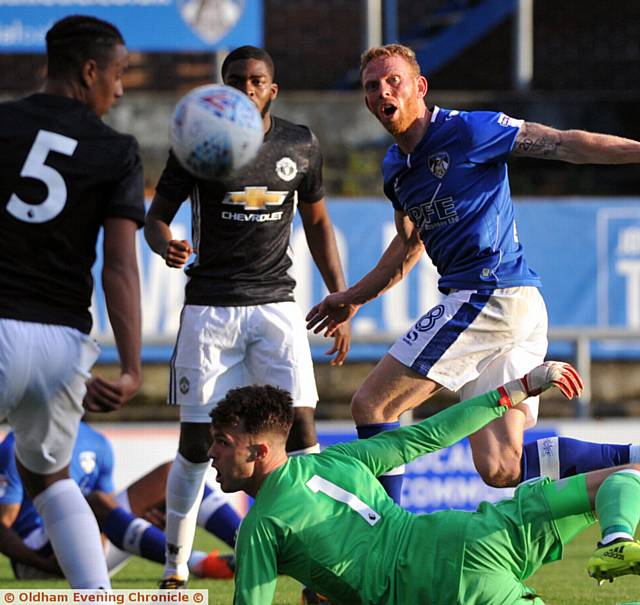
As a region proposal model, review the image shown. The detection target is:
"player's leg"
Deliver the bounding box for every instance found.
[585,465,640,582]
[110,459,240,550]
[460,287,633,486]
[247,302,321,455]
[3,321,110,589]
[465,349,635,486]
[87,486,234,579]
[161,305,245,587]
[352,289,511,501]
[350,354,441,502]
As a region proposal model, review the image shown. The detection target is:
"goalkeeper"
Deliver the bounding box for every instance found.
[208,362,640,605]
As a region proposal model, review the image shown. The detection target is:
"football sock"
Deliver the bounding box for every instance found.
[521,437,630,481]
[33,478,110,589]
[596,469,640,542]
[104,541,131,576]
[163,452,209,580]
[104,508,166,563]
[103,506,213,568]
[197,484,242,548]
[288,444,321,456]
[356,422,404,504]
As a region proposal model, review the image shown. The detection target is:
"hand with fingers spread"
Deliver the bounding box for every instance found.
[306,292,361,339]
[323,321,351,366]
[163,239,192,269]
[499,361,584,407]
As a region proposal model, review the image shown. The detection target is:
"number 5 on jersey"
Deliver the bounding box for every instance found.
[7,129,78,224]
[306,475,382,526]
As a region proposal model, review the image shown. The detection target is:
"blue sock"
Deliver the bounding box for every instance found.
[356,422,404,504]
[521,437,630,481]
[103,507,166,563]
[197,484,242,547]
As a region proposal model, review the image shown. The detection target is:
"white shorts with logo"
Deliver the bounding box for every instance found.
[389,286,548,428]
[170,302,319,422]
[0,319,100,474]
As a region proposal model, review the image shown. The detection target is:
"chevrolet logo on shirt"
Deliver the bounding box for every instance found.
[222,187,288,209]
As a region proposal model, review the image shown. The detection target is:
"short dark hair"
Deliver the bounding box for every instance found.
[210,385,293,438]
[221,45,275,80]
[46,15,125,79]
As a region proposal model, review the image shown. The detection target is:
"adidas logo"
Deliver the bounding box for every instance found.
[603,545,625,560]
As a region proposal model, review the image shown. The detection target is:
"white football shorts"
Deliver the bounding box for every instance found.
[169,302,319,422]
[0,319,100,474]
[389,286,548,427]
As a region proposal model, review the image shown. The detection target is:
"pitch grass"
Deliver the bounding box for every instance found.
[1,525,640,604]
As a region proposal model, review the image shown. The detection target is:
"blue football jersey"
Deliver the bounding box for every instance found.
[0,422,114,538]
[382,107,541,292]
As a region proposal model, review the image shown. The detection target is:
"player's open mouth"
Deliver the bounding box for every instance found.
[381,103,397,118]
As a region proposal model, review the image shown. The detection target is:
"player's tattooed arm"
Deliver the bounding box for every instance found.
[513,121,640,164]
[512,122,563,160]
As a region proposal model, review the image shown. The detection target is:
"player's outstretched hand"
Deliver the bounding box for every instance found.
[323,321,351,366]
[306,292,360,338]
[163,239,192,268]
[500,361,583,407]
[83,372,141,413]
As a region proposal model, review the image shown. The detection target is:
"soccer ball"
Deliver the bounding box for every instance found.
[169,84,263,179]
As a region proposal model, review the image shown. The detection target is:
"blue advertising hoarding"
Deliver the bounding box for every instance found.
[0,0,262,52]
[90,197,640,362]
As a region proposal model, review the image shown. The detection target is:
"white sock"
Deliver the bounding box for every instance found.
[629,445,640,464]
[601,531,635,545]
[33,478,110,589]
[105,542,131,577]
[163,453,209,580]
[288,443,321,456]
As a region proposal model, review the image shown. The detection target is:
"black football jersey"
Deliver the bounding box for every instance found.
[0,93,145,333]
[156,116,324,306]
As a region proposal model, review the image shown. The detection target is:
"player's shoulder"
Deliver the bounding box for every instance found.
[271,115,317,145]
[1,93,138,154]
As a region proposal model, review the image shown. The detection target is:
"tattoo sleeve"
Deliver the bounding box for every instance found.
[512,122,563,159]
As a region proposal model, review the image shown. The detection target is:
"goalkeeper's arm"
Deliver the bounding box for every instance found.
[328,362,583,477]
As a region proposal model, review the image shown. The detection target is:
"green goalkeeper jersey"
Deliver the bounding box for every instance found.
[233,390,510,605]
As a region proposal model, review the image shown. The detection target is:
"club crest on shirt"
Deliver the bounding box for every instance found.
[427,152,450,179]
[79,451,96,475]
[275,157,297,182]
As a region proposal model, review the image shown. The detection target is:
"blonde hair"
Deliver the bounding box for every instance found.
[359,43,421,82]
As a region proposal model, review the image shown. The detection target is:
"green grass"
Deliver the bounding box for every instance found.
[2,525,640,604]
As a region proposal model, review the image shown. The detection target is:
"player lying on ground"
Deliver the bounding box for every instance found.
[0,422,237,580]
[208,363,640,605]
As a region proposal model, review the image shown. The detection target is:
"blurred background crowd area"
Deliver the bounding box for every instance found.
[2,0,640,197]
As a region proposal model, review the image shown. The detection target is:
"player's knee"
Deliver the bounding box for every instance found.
[350,389,379,424]
[475,451,522,488]
[287,408,317,451]
[178,423,212,463]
